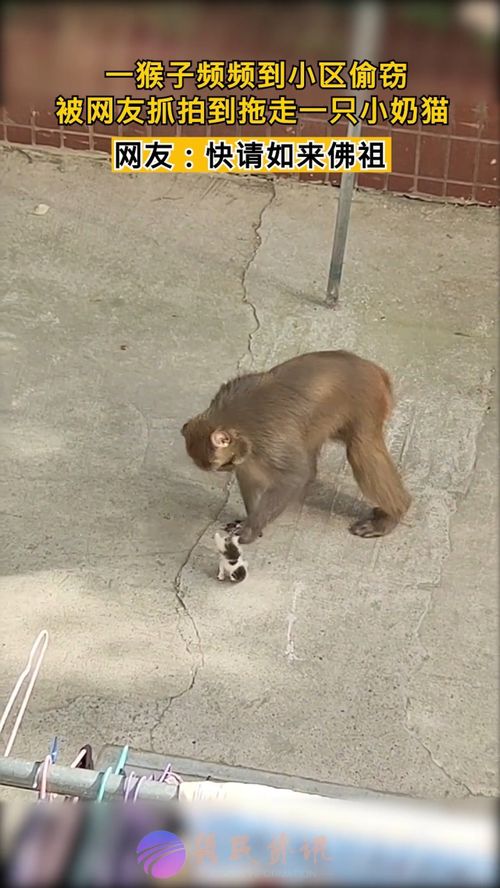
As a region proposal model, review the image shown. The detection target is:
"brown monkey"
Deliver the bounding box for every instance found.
[181,351,411,544]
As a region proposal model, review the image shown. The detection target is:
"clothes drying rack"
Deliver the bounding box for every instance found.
[0,631,495,887]
[0,629,393,804]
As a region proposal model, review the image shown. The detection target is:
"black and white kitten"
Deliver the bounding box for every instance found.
[214,531,248,583]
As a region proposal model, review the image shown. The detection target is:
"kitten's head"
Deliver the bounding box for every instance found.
[214,531,227,554]
[214,531,241,562]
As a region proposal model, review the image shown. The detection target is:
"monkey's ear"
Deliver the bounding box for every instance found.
[180,423,188,437]
[211,429,232,448]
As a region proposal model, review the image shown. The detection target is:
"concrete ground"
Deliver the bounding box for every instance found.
[0,147,497,800]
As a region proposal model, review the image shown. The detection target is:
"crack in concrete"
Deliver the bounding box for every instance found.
[174,527,207,658]
[171,182,277,702]
[404,564,494,796]
[237,180,276,372]
[149,676,202,752]
[404,695,474,797]
[403,390,493,794]
[157,490,236,748]
[403,572,472,794]
[172,476,240,697]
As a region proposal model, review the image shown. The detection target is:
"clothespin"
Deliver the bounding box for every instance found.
[49,736,58,764]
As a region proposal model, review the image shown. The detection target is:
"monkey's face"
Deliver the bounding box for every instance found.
[181,418,249,472]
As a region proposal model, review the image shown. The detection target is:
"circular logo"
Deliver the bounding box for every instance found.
[136,830,187,880]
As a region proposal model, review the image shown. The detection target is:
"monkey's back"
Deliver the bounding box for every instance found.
[210,350,392,448]
[270,350,393,426]
[210,369,312,436]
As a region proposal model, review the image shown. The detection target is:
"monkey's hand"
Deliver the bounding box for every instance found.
[237,523,262,544]
[224,520,263,540]
[224,520,243,534]
[238,481,298,543]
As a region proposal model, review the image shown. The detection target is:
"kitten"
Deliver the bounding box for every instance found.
[214,531,248,583]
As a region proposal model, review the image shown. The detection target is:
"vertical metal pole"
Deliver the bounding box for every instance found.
[325,1,383,307]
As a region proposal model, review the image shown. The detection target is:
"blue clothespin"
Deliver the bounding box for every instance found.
[114,744,129,776]
[96,745,129,803]
[49,737,58,764]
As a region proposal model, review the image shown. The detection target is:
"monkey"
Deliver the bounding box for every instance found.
[181,350,411,545]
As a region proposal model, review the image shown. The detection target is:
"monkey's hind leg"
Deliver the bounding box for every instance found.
[346,434,411,538]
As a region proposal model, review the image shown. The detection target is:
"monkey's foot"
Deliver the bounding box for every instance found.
[349,509,397,538]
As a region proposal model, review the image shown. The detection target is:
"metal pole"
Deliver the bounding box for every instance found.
[0,757,178,802]
[325,0,383,307]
